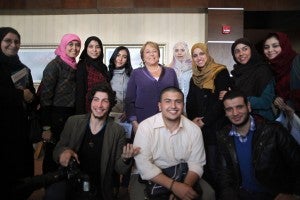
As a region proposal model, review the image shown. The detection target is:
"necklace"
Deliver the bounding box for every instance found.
[149,65,160,72]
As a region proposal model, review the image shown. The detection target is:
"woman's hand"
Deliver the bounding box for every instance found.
[119,112,127,122]
[23,88,34,103]
[274,97,286,110]
[192,117,204,128]
[219,90,228,101]
[132,120,139,133]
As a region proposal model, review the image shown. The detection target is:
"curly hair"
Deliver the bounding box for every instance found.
[88,82,117,113]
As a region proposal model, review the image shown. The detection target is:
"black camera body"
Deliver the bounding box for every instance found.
[65,157,91,193]
[15,157,95,199]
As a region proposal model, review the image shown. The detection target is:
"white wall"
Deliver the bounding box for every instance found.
[0,13,206,65]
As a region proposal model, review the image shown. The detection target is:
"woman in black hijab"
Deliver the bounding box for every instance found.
[231,38,275,121]
[0,27,35,199]
[76,36,109,114]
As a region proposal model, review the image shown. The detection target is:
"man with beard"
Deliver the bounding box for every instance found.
[45,82,139,200]
[217,90,300,200]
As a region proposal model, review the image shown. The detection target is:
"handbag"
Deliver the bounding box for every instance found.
[144,163,188,199]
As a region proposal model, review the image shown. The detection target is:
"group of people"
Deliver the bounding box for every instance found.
[1,25,300,200]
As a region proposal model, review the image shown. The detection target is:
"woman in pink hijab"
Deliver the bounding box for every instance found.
[40,33,81,174]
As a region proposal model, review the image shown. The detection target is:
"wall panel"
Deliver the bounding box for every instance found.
[0,13,206,66]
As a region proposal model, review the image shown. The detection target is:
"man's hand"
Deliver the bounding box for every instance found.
[121,143,140,162]
[59,149,79,167]
[171,181,199,200]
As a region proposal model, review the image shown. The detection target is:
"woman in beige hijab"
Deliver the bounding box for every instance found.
[186,43,231,192]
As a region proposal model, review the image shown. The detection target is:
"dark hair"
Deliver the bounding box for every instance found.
[159,86,184,102]
[108,46,133,80]
[222,90,248,105]
[263,32,279,44]
[0,27,20,42]
[79,36,104,61]
[88,82,117,113]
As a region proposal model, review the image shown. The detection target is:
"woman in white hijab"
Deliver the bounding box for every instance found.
[168,41,193,112]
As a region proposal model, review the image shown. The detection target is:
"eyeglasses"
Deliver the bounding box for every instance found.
[2,38,20,45]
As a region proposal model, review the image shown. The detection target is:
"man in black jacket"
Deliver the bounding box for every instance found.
[216,90,300,200]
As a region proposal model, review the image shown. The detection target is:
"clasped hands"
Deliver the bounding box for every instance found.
[169,181,199,200]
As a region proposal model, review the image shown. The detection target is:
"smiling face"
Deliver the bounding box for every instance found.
[87,40,101,59]
[114,49,128,68]
[174,44,187,62]
[90,91,110,120]
[224,97,251,128]
[1,32,20,57]
[65,40,81,58]
[192,47,207,69]
[233,44,251,64]
[143,44,159,66]
[158,90,184,122]
[263,36,282,60]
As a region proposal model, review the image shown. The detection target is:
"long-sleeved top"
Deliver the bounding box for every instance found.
[217,115,300,199]
[186,69,231,145]
[110,68,130,113]
[0,57,35,199]
[40,56,76,126]
[133,113,206,180]
[177,68,192,113]
[247,80,276,121]
[125,65,179,123]
[53,114,132,200]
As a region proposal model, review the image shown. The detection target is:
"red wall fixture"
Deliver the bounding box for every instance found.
[222,25,231,34]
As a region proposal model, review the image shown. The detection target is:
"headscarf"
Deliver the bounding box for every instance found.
[266,32,297,79]
[54,33,81,69]
[191,43,226,93]
[231,38,273,96]
[79,36,108,78]
[264,32,297,99]
[169,41,192,77]
[0,27,26,73]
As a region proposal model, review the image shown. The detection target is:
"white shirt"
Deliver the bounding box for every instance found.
[133,112,206,180]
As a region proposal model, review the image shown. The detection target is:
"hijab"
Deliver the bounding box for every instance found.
[266,32,297,79]
[231,38,273,96]
[54,33,81,69]
[79,36,108,77]
[169,41,193,77]
[191,43,226,93]
[0,27,27,73]
[264,32,298,99]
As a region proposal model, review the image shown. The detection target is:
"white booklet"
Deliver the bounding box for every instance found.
[11,68,28,89]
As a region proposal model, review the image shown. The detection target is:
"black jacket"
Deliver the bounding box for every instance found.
[186,69,231,145]
[216,116,300,199]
